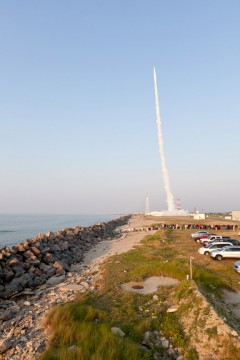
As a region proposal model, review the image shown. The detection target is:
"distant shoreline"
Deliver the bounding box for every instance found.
[0,214,121,249]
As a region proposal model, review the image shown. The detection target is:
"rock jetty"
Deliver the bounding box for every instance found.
[0,216,129,299]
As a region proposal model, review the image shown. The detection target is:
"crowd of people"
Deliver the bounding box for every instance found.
[121,223,240,233]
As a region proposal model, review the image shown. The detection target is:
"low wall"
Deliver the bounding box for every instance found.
[0,216,130,299]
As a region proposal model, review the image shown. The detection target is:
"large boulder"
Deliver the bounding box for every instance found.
[42,253,56,264]
[3,278,24,297]
[23,250,36,260]
[31,246,41,256]
[0,338,12,354]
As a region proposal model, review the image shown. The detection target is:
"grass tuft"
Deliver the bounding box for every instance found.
[41,302,149,360]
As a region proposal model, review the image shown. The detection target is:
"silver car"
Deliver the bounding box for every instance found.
[198,242,233,255]
[210,246,240,261]
[233,260,240,273]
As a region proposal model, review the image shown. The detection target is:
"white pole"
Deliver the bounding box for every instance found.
[189,256,194,280]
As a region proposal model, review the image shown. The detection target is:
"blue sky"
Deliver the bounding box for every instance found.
[0,1,240,214]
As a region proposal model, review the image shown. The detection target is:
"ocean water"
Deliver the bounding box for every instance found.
[0,214,119,249]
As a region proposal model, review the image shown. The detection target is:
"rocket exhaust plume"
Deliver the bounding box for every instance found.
[153,67,175,212]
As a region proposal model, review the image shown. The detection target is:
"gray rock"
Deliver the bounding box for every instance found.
[12,265,25,277]
[59,284,84,292]
[4,271,15,281]
[31,246,41,256]
[167,306,178,313]
[41,247,51,254]
[46,268,56,278]
[43,253,55,264]
[14,244,26,252]
[39,263,51,272]
[33,276,47,287]
[36,233,44,240]
[81,281,89,288]
[0,310,14,321]
[23,301,31,306]
[69,344,77,351]
[9,257,20,267]
[20,336,28,342]
[46,275,65,286]
[111,327,125,337]
[55,268,65,276]
[4,278,23,297]
[61,241,69,251]
[0,338,12,354]
[53,261,65,271]
[161,339,169,349]
[19,273,34,288]
[144,331,151,341]
[23,250,35,259]
[46,231,55,238]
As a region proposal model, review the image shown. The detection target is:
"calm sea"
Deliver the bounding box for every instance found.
[0,214,120,249]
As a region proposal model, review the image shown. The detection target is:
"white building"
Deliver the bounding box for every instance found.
[232,210,240,221]
[225,215,232,220]
[193,213,206,220]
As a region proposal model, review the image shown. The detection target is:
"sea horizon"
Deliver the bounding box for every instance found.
[0,213,123,249]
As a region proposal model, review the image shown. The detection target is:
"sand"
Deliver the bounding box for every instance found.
[72,214,156,273]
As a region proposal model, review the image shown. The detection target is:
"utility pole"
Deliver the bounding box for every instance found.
[189,256,194,281]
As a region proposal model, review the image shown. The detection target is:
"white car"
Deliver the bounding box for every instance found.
[199,235,222,244]
[200,236,231,246]
[210,246,240,261]
[198,242,233,255]
[233,260,240,273]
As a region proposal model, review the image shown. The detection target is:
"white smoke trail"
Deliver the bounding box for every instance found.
[153,67,175,212]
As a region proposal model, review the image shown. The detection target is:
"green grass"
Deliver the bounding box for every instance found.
[193,265,232,295]
[40,301,150,360]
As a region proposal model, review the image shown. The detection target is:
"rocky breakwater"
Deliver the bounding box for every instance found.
[0,216,129,300]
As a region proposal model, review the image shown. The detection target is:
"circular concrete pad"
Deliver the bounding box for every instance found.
[121,276,179,294]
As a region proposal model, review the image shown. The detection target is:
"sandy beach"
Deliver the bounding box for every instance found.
[75,214,156,272]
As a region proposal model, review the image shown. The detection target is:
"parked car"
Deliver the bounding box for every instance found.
[199,235,230,245]
[191,231,208,238]
[194,233,215,242]
[210,246,240,261]
[198,242,233,255]
[203,238,240,247]
[201,236,231,246]
[233,260,240,273]
[225,239,240,245]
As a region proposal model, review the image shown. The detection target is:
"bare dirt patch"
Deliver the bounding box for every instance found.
[121,276,179,294]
